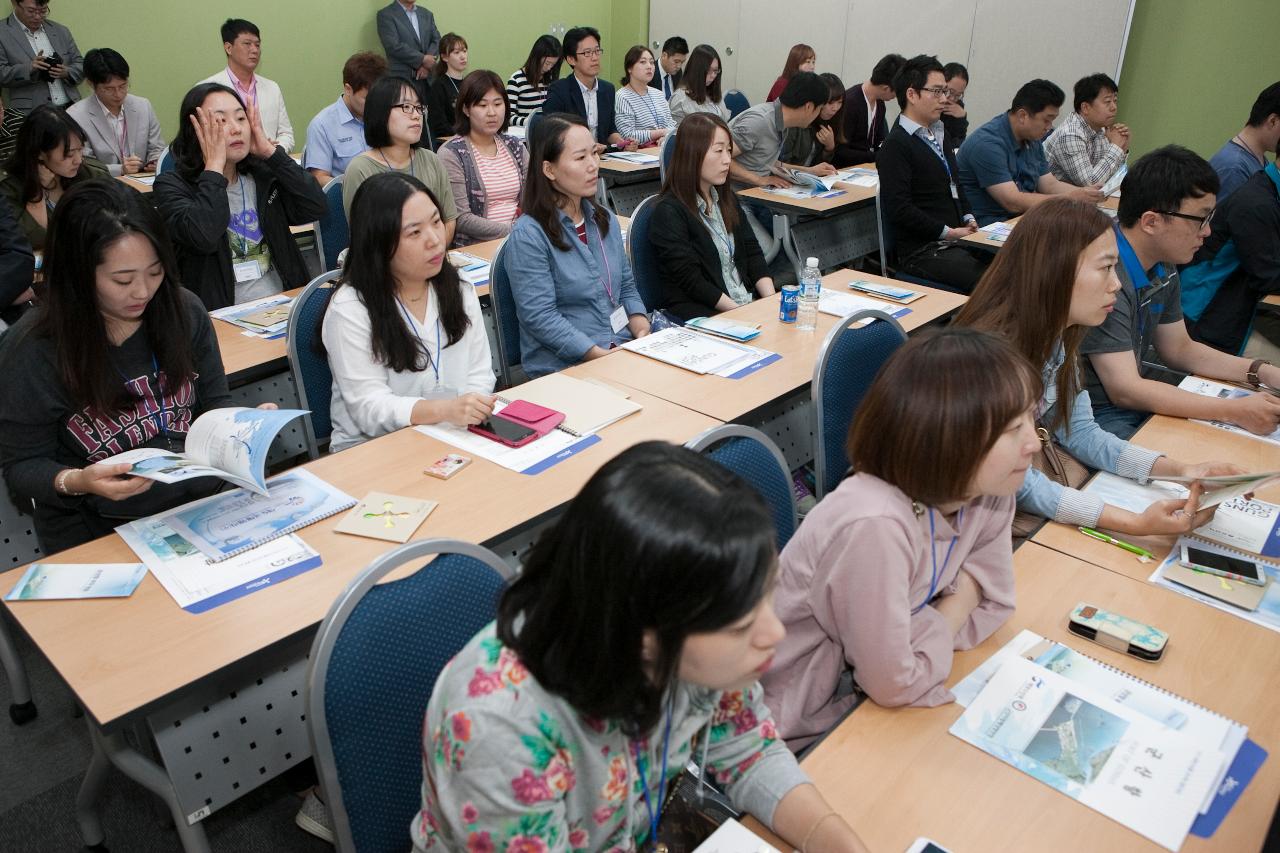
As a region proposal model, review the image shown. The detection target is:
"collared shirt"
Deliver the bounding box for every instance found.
[729,100,785,185]
[576,74,599,136]
[304,95,367,176]
[400,0,421,40]
[697,188,750,306]
[96,95,128,159]
[956,112,1051,225]
[1044,110,1126,187]
[14,14,68,105]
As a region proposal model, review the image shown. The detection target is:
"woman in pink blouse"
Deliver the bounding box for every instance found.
[762,328,1040,751]
[437,70,528,247]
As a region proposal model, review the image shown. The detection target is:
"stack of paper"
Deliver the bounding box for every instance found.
[448,251,491,288]
[978,221,1014,242]
[621,328,778,377]
[684,316,762,342]
[1150,550,1280,634]
[817,290,911,321]
[210,294,294,337]
[416,399,601,475]
[605,151,659,164]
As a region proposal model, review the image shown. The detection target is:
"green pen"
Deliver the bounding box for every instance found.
[1078,527,1156,561]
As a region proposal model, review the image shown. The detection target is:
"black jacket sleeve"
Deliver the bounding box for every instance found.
[650,197,727,320]
[258,147,327,225]
[427,77,455,140]
[839,90,876,165]
[0,195,34,310]
[154,170,232,255]
[877,135,945,245]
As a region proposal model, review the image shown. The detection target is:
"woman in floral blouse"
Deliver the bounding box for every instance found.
[413,441,868,852]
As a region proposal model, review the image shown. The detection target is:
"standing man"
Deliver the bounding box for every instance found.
[840,53,905,165]
[376,0,440,102]
[1208,81,1280,202]
[650,36,687,101]
[304,51,387,185]
[67,48,164,176]
[542,26,631,151]
[0,0,82,155]
[200,19,294,152]
[1044,72,1129,188]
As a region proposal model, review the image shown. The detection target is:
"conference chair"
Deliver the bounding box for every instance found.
[686,424,797,550]
[314,175,348,272]
[286,269,343,459]
[157,146,174,175]
[525,108,543,138]
[724,89,750,119]
[306,539,513,853]
[488,239,525,388]
[873,185,952,291]
[811,308,907,499]
[624,194,662,311]
[659,128,677,182]
[0,489,39,724]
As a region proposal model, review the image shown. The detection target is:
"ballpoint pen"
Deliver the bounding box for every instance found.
[1078,527,1156,562]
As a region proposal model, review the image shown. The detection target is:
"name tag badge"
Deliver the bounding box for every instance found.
[233,259,264,283]
[610,304,628,334]
[422,385,460,401]
[950,182,960,200]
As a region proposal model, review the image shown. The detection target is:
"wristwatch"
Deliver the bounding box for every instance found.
[1247,358,1277,392]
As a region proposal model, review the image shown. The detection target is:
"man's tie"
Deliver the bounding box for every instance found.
[663,74,671,99]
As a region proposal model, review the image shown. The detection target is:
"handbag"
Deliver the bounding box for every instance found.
[1012,423,1090,539]
[640,767,739,853]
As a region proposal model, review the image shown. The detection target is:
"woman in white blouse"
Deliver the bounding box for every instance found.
[615,45,675,145]
[321,171,495,452]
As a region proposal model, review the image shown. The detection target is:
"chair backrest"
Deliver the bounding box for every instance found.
[157,146,174,175]
[874,185,893,274]
[316,175,348,272]
[0,487,40,572]
[525,108,543,139]
[307,539,513,853]
[286,270,343,458]
[724,89,750,119]
[625,194,662,312]
[659,128,677,183]
[686,424,797,551]
[811,309,907,499]
[488,239,523,386]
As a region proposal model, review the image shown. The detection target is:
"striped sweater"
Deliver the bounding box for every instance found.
[505,68,551,126]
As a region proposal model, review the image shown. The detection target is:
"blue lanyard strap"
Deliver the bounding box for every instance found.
[634,694,675,846]
[913,508,962,614]
[639,89,661,127]
[114,352,172,449]
[395,294,442,381]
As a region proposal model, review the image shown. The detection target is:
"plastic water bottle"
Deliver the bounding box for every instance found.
[796,257,821,332]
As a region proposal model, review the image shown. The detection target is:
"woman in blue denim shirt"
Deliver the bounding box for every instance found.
[956,198,1240,535]
[503,113,650,377]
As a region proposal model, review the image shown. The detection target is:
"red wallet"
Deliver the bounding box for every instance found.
[499,399,565,436]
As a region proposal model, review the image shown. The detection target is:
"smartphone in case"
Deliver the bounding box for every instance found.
[466,414,538,448]
[1180,544,1267,586]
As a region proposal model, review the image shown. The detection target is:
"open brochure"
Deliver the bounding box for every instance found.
[209,293,294,337]
[1178,376,1280,447]
[785,167,878,192]
[100,407,307,496]
[621,327,779,377]
[1102,164,1128,197]
[818,289,911,321]
[1081,469,1280,515]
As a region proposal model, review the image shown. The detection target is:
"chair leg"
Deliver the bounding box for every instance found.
[0,611,36,724]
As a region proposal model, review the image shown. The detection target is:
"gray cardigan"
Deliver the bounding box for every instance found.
[436,134,528,246]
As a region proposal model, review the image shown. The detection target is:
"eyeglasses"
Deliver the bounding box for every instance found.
[918,86,955,99]
[1158,208,1215,230]
[576,48,604,58]
[391,102,425,116]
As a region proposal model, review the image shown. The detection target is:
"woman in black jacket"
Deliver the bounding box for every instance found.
[154,83,325,310]
[650,113,774,321]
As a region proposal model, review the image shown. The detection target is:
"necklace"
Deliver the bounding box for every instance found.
[1233,134,1265,166]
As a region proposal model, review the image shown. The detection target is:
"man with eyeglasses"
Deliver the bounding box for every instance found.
[542,26,633,151]
[1044,73,1129,189]
[1081,145,1280,440]
[67,48,164,176]
[876,54,989,293]
[0,0,82,154]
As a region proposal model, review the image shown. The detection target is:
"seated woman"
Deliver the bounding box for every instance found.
[956,198,1236,535]
[763,328,1034,749]
[343,76,457,245]
[766,43,815,102]
[668,44,729,123]
[651,113,774,320]
[321,172,494,452]
[780,72,850,168]
[154,83,325,310]
[426,32,468,142]
[0,179,235,554]
[503,114,649,377]
[505,34,561,127]
[0,105,109,251]
[615,45,676,146]
[414,441,870,853]
[436,70,527,247]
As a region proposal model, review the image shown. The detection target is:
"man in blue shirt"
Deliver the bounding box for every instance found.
[957,79,1101,225]
[304,52,387,185]
[1208,81,1280,202]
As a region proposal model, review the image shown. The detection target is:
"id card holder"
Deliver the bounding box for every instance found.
[609,304,627,334]
[949,182,960,200]
[422,385,460,401]
[233,259,264,283]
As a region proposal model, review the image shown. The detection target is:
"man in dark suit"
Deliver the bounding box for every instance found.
[876,54,989,293]
[376,0,440,101]
[841,53,904,165]
[541,26,631,150]
[0,0,81,155]
[650,35,687,101]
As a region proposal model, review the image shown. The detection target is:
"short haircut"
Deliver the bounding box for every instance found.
[869,53,907,88]
[453,69,509,135]
[943,62,968,83]
[894,54,944,110]
[220,18,258,45]
[16,0,50,7]
[1117,144,1220,228]
[342,51,387,93]
[848,327,1041,506]
[363,76,423,149]
[779,71,828,109]
[620,45,654,87]
[661,36,689,56]
[1073,72,1118,112]
[497,441,777,736]
[1010,78,1064,115]
[562,26,601,60]
[1247,81,1280,127]
[680,44,722,104]
[83,48,130,86]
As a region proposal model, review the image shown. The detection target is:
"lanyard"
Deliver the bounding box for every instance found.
[227,69,257,108]
[639,89,661,127]
[233,177,251,258]
[395,294,442,381]
[633,694,674,847]
[114,352,172,450]
[378,149,417,180]
[573,215,616,305]
[913,508,962,614]
[915,127,951,179]
[700,203,735,262]
[111,107,130,161]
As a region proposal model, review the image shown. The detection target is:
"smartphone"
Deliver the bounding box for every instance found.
[1067,602,1168,662]
[467,414,537,447]
[423,453,470,480]
[1180,544,1267,586]
[905,839,953,853]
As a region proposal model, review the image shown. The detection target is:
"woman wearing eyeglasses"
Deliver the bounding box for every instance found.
[342,76,458,246]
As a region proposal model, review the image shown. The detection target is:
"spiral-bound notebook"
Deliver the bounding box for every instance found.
[159,468,355,562]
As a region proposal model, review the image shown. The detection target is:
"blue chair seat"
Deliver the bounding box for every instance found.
[686,424,797,550]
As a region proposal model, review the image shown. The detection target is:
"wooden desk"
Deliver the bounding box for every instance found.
[1033,413,1280,582]
[738,179,881,281]
[748,543,1280,853]
[1263,294,1280,308]
[212,287,301,382]
[737,181,876,217]
[597,147,661,176]
[598,148,661,215]
[570,271,965,425]
[964,197,1119,251]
